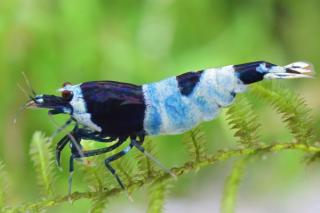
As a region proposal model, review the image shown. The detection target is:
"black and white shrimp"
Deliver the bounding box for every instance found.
[23,61,314,193]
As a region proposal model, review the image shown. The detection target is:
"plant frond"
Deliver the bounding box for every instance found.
[80,141,114,192]
[135,139,159,181]
[221,157,249,213]
[182,125,208,163]
[29,132,56,198]
[226,96,261,147]
[0,161,10,208]
[81,156,105,192]
[251,83,315,144]
[90,196,108,213]
[147,179,171,213]
[5,142,320,212]
[114,153,138,189]
[303,151,320,165]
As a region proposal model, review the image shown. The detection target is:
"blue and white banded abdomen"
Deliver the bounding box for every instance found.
[142,66,247,135]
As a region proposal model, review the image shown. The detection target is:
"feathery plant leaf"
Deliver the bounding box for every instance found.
[81,141,112,192]
[82,156,106,192]
[251,83,314,144]
[0,161,10,208]
[114,153,139,189]
[135,139,159,181]
[221,157,249,213]
[5,142,320,212]
[226,96,261,147]
[4,84,318,212]
[81,153,115,212]
[182,125,208,163]
[147,180,171,213]
[90,196,108,213]
[29,132,56,198]
[81,141,131,193]
[221,96,260,212]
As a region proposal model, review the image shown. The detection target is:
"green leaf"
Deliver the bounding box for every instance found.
[226,96,261,147]
[147,180,171,213]
[135,139,159,181]
[90,196,108,213]
[29,132,56,198]
[182,125,208,163]
[114,152,139,188]
[251,83,315,144]
[81,140,134,192]
[221,157,249,213]
[81,156,106,192]
[80,141,113,192]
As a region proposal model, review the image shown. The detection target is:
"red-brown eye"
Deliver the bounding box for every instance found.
[62,82,72,87]
[61,90,73,101]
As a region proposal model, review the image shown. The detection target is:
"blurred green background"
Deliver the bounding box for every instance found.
[0,0,320,212]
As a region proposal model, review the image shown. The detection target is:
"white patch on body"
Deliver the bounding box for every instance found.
[61,84,102,132]
[143,65,247,135]
[35,95,44,104]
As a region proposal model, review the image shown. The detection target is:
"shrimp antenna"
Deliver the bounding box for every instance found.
[22,71,37,97]
[14,83,36,124]
[13,99,35,124]
[17,83,34,100]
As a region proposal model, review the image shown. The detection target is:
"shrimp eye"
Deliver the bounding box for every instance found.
[61,90,73,101]
[63,82,72,87]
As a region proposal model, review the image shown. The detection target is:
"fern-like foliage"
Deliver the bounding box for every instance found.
[147,180,171,213]
[81,141,116,192]
[90,195,108,213]
[114,153,140,191]
[29,131,56,198]
[135,139,159,181]
[80,147,116,213]
[251,83,314,144]
[226,96,261,147]
[2,83,319,213]
[220,96,261,212]
[220,157,249,213]
[182,125,208,164]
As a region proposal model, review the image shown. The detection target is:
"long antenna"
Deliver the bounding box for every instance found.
[13,101,31,124]
[14,83,36,124]
[17,83,34,100]
[22,71,37,96]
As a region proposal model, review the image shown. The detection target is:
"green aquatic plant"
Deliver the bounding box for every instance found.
[1,82,319,213]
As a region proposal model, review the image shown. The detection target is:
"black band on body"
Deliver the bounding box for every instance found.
[80,81,146,138]
[234,61,275,84]
[176,70,203,96]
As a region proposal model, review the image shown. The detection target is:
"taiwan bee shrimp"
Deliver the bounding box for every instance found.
[21,61,314,193]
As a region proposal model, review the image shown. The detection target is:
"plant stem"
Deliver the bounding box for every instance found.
[4,142,320,212]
